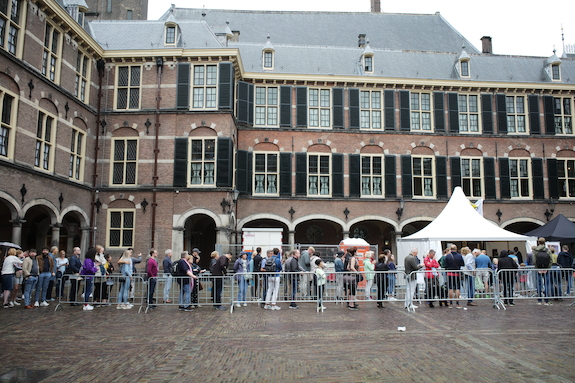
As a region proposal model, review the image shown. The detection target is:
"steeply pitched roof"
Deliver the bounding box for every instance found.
[158,8,479,54]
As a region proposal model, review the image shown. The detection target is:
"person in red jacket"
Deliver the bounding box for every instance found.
[424,250,440,307]
[147,249,159,308]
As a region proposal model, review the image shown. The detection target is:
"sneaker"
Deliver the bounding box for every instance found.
[125,304,134,309]
[264,305,271,310]
[164,299,172,303]
[509,302,516,306]
[184,306,194,312]
[25,305,34,309]
[83,304,94,311]
[117,305,125,309]
[467,302,477,306]
[40,301,49,307]
[320,306,327,310]
[537,302,542,305]
[455,305,462,309]
[544,302,552,306]
[34,301,39,307]
[49,298,55,301]
[11,301,20,306]
[179,306,185,311]
[235,303,241,308]
[3,303,10,309]
[348,305,359,310]
[271,305,281,310]
[388,296,398,301]
[289,305,299,309]
[242,303,247,307]
[215,306,227,311]
[8,301,14,307]
[411,305,419,309]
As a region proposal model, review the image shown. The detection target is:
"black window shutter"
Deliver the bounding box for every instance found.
[236,150,251,194]
[384,90,395,130]
[349,154,360,197]
[547,158,559,199]
[436,156,447,198]
[295,153,307,196]
[532,158,544,199]
[399,91,410,131]
[481,94,493,134]
[496,94,507,134]
[332,154,344,197]
[176,63,190,109]
[173,138,188,187]
[216,137,233,187]
[448,93,459,133]
[279,152,292,196]
[484,157,496,199]
[218,62,234,110]
[434,92,445,132]
[528,95,540,134]
[384,155,397,197]
[450,157,461,191]
[280,86,292,127]
[333,88,344,129]
[296,87,307,127]
[349,88,360,129]
[499,158,510,199]
[401,155,412,198]
[237,81,254,125]
[543,96,555,135]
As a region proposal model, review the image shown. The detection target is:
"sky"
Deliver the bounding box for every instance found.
[147,0,575,58]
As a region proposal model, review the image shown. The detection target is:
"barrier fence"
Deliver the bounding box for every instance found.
[45,267,574,313]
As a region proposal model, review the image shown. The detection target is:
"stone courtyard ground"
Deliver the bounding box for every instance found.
[1,300,574,382]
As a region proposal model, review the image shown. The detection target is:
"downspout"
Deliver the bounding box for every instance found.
[150,57,163,248]
[89,59,106,248]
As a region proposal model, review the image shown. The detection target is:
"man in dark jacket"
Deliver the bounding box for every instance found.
[444,245,465,308]
[404,248,423,310]
[211,252,231,311]
[68,247,83,305]
[533,237,552,305]
[557,245,574,295]
[497,250,518,305]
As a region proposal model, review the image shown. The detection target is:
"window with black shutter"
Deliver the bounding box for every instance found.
[436,156,447,198]
[434,92,445,132]
[295,153,307,196]
[333,88,344,129]
[496,94,508,134]
[384,155,397,197]
[349,154,360,197]
[484,157,496,199]
[279,152,292,196]
[481,94,493,134]
[528,95,541,134]
[176,63,190,109]
[280,86,292,127]
[401,155,412,198]
[543,96,555,135]
[332,154,343,197]
[173,138,188,187]
[296,87,307,127]
[400,91,410,131]
[349,89,360,129]
[448,93,459,133]
[450,157,461,191]
[237,82,254,125]
[384,90,395,130]
[236,150,251,194]
[216,137,232,187]
[532,158,544,199]
[218,62,234,110]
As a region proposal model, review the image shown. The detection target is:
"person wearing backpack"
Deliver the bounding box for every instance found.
[211,252,231,311]
[284,249,304,309]
[557,245,574,296]
[533,237,552,305]
[263,249,282,310]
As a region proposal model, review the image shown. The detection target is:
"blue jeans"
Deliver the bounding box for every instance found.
[163,273,172,300]
[148,278,157,304]
[24,276,38,306]
[562,270,572,295]
[84,278,93,303]
[466,275,475,302]
[536,272,551,302]
[386,273,396,295]
[179,281,191,306]
[237,276,247,302]
[118,276,131,304]
[550,267,562,297]
[290,276,298,305]
[37,272,51,302]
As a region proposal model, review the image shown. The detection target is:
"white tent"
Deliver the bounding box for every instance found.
[396,187,536,266]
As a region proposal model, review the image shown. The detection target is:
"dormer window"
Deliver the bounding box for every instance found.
[364,55,373,72]
[552,63,560,80]
[361,40,374,74]
[166,26,176,44]
[545,52,561,81]
[263,51,273,68]
[460,60,469,77]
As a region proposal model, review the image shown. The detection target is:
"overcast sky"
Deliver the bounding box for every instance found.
[148,0,574,58]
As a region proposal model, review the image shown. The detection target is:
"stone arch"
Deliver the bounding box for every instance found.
[190,126,217,137]
[400,216,436,231]
[112,126,139,137]
[238,213,291,232]
[0,191,22,219]
[0,72,20,94]
[58,205,89,227]
[22,198,58,224]
[292,214,345,229]
[175,207,223,229]
[347,215,399,232]
[73,116,88,130]
[39,98,58,116]
[501,217,545,230]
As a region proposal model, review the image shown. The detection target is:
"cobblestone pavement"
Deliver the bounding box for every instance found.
[1,299,574,383]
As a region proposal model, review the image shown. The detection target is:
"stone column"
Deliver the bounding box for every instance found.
[342,230,350,240]
[288,230,295,248]
[51,223,63,247]
[10,218,24,246]
[80,227,91,255]
[172,227,185,258]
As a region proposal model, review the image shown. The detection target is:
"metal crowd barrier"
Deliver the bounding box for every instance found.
[54,274,146,312]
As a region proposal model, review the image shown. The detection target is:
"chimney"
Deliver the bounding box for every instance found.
[481,36,492,54]
[358,34,366,48]
[371,0,381,13]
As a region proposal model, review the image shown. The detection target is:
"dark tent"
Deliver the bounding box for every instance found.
[525,214,575,242]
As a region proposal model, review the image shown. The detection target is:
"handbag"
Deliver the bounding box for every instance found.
[199,282,204,291]
[355,273,364,283]
[474,275,484,290]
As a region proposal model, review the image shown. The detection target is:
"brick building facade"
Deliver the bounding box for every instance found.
[0,1,574,268]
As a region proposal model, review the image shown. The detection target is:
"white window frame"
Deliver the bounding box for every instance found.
[255,86,278,127]
[253,152,279,196]
[111,138,138,185]
[69,128,85,181]
[262,50,274,69]
[34,111,56,172]
[360,90,382,130]
[308,154,331,196]
[165,24,177,45]
[74,50,90,103]
[551,63,561,81]
[308,89,331,128]
[192,64,218,110]
[557,159,575,199]
[410,92,432,131]
[363,55,373,73]
[506,95,527,134]
[107,209,135,249]
[509,158,531,199]
[360,154,383,197]
[189,137,216,187]
[115,65,141,110]
[458,94,480,133]
[41,22,61,82]
[460,60,470,77]
[412,156,435,198]
[0,89,17,159]
[461,157,483,198]
[553,97,573,135]
[0,0,23,56]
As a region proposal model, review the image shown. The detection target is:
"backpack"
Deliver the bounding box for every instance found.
[284,256,294,272]
[171,260,182,276]
[535,250,551,269]
[264,256,277,272]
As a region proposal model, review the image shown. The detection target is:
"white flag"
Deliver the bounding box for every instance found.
[473,199,484,216]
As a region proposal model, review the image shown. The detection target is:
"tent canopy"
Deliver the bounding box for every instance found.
[525,214,575,242]
[399,187,534,242]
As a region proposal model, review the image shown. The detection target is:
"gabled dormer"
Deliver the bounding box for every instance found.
[164,13,179,46]
[361,41,374,74]
[64,0,88,27]
[545,51,561,81]
[262,34,274,70]
[457,49,471,78]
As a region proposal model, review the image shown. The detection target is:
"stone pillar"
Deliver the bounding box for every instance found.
[288,230,295,248]
[10,218,24,246]
[342,230,350,240]
[172,228,185,258]
[216,226,230,246]
[80,227,91,255]
[51,223,63,247]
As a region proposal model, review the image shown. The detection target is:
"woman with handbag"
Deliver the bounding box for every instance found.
[93,245,109,306]
[234,251,249,307]
[363,251,375,301]
[343,247,360,310]
[117,249,133,309]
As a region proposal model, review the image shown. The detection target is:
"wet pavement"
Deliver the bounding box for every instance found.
[1,299,574,382]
